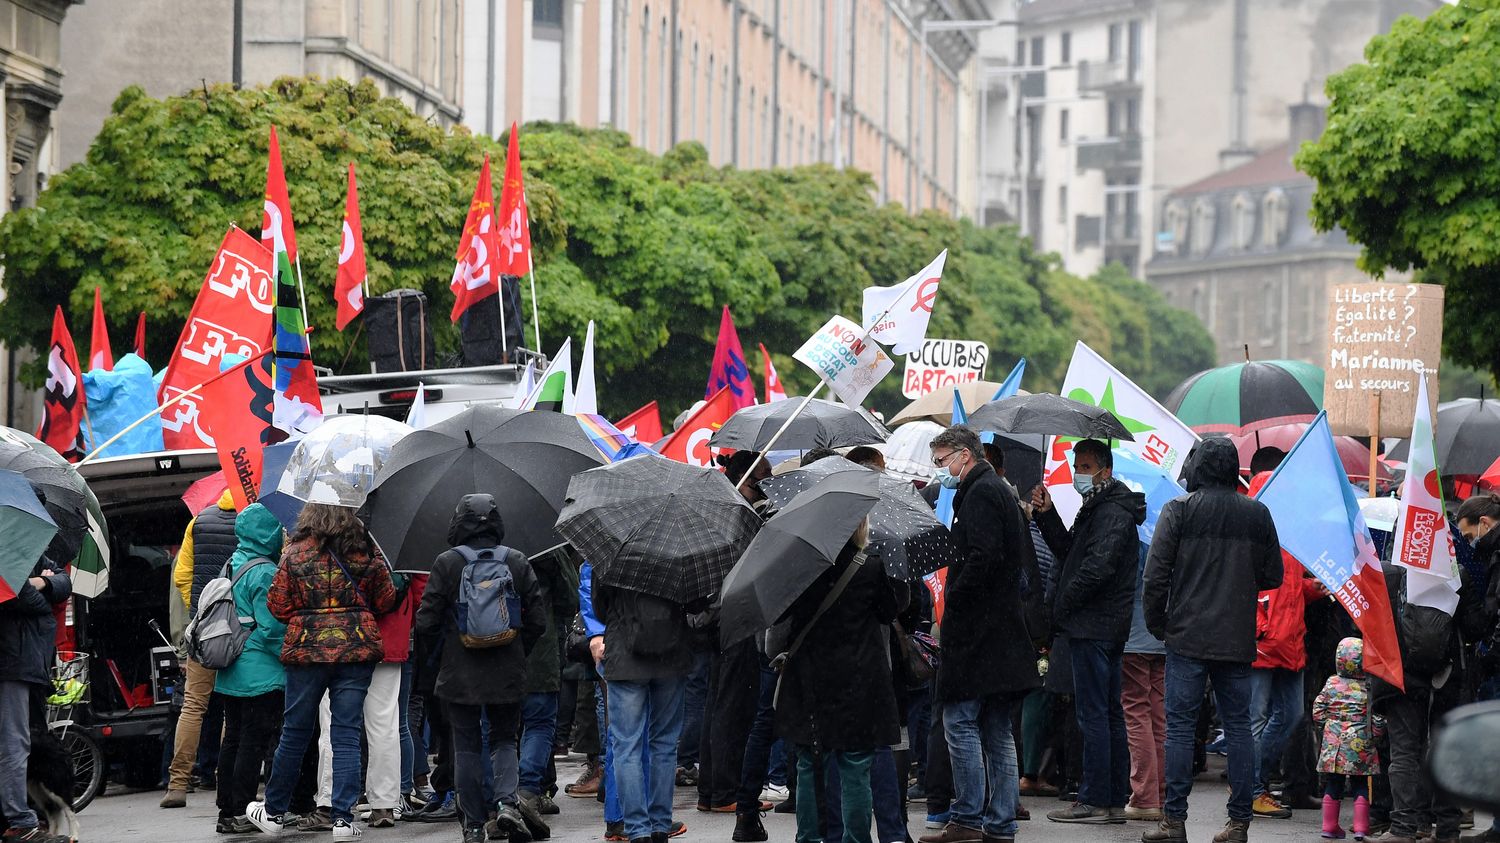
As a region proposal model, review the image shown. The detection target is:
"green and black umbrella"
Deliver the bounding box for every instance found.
[1166,360,1323,435]
[0,427,109,597]
[0,469,58,603]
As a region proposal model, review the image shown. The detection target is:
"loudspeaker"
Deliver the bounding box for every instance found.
[459,275,525,365]
[365,289,435,372]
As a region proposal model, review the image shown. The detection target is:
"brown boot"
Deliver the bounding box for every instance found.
[565,760,601,797]
[1141,818,1187,842]
[158,789,187,809]
[917,823,984,843]
[1213,818,1250,843]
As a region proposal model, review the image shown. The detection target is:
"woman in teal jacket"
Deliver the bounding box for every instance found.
[212,503,287,834]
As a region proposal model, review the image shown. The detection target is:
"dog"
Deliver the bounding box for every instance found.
[19,726,81,843]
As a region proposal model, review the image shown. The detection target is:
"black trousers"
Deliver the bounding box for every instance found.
[1385,685,1463,838]
[925,701,953,814]
[215,691,283,820]
[697,640,762,808]
[450,702,521,829]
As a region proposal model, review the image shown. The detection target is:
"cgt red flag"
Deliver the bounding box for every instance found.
[497,122,533,278]
[198,352,277,510]
[760,343,788,403]
[659,387,737,468]
[617,401,665,445]
[707,306,754,411]
[89,287,113,372]
[449,155,501,322]
[334,163,367,330]
[37,306,88,461]
[261,125,300,263]
[133,312,146,360]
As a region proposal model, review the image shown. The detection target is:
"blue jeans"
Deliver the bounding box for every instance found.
[768,740,787,788]
[870,747,907,843]
[907,685,932,788]
[1164,652,1254,822]
[678,651,711,768]
[398,660,427,793]
[796,747,874,843]
[0,681,37,829]
[609,677,687,840]
[518,692,559,795]
[596,681,622,823]
[263,663,374,823]
[943,694,1019,838]
[1071,637,1131,808]
[1250,667,1303,797]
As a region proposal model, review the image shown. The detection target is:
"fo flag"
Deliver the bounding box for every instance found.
[707,306,754,411]
[760,344,788,403]
[199,353,276,511]
[862,250,946,355]
[1256,412,1404,690]
[497,123,533,278]
[272,249,323,439]
[659,387,736,468]
[37,306,88,461]
[334,163,367,330]
[450,155,501,321]
[89,287,113,372]
[1392,374,1460,615]
[158,227,275,449]
[618,401,664,444]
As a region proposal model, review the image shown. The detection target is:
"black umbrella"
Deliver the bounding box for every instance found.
[710,398,890,451]
[556,455,762,604]
[367,406,605,572]
[718,469,880,647]
[758,456,961,579]
[1429,398,1500,475]
[0,427,104,564]
[967,393,1136,442]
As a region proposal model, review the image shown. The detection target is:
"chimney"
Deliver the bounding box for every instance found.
[1288,102,1326,151]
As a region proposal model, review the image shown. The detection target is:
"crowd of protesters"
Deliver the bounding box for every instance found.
[10,421,1500,843]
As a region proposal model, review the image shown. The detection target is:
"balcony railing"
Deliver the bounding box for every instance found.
[1075,134,1143,171]
[1078,59,1140,91]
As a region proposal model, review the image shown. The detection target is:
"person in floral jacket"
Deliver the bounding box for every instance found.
[1311,637,1383,841]
[247,503,400,839]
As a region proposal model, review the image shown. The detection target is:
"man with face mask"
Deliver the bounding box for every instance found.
[1030,439,1146,826]
[918,425,1040,843]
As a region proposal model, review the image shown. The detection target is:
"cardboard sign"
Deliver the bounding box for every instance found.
[902,339,989,398]
[1324,282,1442,439]
[794,315,894,407]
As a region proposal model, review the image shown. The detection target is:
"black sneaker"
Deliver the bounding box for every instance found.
[733,811,768,842]
[1,829,74,843]
[514,794,551,841]
[216,815,255,834]
[463,828,487,843]
[537,794,560,816]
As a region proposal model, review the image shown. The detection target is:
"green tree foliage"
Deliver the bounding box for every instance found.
[0,77,1214,419]
[1296,1,1500,382]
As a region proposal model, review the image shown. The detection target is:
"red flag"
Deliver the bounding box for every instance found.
[261,125,300,264]
[89,287,113,372]
[497,123,533,278]
[335,163,367,330]
[198,353,277,510]
[449,155,501,322]
[707,306,754,410]
[659,387,737,468]
[133,312,146,360]
[37,306,88,461]
[617,401,665,445]
[158,227,276,450]
[760,343,787,403]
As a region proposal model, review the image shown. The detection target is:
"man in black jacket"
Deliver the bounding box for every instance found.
[1142,438,1282,843]
[1033,439,1146,825]
[0,555,72,843]
[919,425,1040,843]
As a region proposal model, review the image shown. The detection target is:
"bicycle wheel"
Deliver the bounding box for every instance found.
[52,726,103,812]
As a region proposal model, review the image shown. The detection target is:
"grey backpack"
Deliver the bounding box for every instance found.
[184,558,273,670]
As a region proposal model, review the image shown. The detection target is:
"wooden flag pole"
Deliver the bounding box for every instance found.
[1369,390,1381,497]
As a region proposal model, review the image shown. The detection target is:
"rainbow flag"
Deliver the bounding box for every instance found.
[577,413,636,461]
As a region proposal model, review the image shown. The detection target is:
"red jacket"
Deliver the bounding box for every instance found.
[378,574,428,664]
[1248,472,1324,671]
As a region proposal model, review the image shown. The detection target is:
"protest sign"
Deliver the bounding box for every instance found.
[794,315,894,407]
[1324,282,1442,439]
[902,339,989,399]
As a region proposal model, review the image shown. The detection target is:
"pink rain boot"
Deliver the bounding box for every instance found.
[1352,795,1370,841]
[1321,795,1346,839]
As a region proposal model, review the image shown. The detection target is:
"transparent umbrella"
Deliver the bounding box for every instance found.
[278,414,414,509]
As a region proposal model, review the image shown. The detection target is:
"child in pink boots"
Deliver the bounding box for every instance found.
[1311,638,1382,841]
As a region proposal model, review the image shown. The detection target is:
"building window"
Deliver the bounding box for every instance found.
[1262,188,1289,248]
[1059,108,1069,143]
[1162,199,1188,255]
[747,86,756,165]
[1231,192,1256,251]
[1128,19,1143,79]
[721,67,730,160]
[1108,23,1123,61]
[1015,38,1025,66]
[1302,282,1321,342]
[763,94,771,167]
[659,19,669,147]
[1030,36,1044,67]
[706,54,715,159]
[639,6,650,144]
[1060,31,1071,64]
[1058,185,1068,224]
[1260,281,1278,344]
[533,0,563,28]
[1191,198,1216,256]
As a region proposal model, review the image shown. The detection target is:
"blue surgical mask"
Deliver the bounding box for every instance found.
[936,467,962,489]
[1072,470,1097,496]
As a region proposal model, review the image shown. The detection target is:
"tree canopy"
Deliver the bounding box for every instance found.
[1296,0,1500,383]
[0,76,1215,419]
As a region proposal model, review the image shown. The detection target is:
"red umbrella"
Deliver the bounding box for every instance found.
[1228,423,1394,486]
[1478,455,1500,491]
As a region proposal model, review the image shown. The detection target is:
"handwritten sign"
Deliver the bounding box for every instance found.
[902,339,989,398]
[794,315,894,407]
[1324,282,1442,439]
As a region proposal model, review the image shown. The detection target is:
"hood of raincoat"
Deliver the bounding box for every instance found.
[228,503,285,571]
[447,493,505,548]
[1185,437,1240,491]
[1336,636,1365,680]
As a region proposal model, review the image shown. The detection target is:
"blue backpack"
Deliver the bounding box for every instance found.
[454,545,523,648]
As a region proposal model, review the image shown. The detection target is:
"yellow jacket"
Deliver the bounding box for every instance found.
[173,489,237,610]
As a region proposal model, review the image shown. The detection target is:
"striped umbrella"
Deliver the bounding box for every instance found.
[0,427,110,597]
[1165,360,1323,435]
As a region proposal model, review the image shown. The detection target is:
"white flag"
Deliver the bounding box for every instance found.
[507,360,537,410]
[862,250,946,355]
[1392,373,1460,614]
[520,339,574,414]
[1043,341,1200,524]
[575,321,599,415]
[405,382,428,429]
